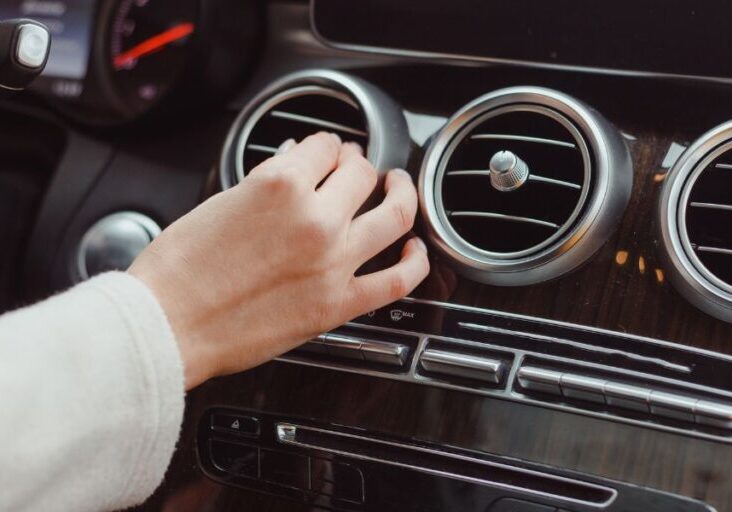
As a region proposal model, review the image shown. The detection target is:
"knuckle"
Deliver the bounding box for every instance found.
[391,201,415,231]
[355,157,378,184]
[302,212,337,242]
[388,273,409,300]
[255,168,301,195]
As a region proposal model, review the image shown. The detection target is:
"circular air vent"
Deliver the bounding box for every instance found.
[660,121,732,322]
[419,87,632,286]
[220,70,408,189]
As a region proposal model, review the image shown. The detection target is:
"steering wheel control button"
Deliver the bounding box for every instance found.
[211,413,260,437]
[16,23,49,69]
[489,150,529,192]
[76,212,161,280]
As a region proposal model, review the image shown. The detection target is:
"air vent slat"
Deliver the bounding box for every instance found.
[269,110,368,137]
[695,246,732,256]
[689,202,732,212]
[448,211,561,229]
[470,133,577,149]
[445,170,581,190]
[247,144,279,154]
[715,163,732,170]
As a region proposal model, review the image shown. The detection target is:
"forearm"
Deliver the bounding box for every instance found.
[0,272,184,512]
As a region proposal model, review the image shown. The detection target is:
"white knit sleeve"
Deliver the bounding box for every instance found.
[0,271,185,512]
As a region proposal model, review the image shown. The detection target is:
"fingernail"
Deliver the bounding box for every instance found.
[392,168,413,182]
[413,236,428,253]
[276,138,296,155]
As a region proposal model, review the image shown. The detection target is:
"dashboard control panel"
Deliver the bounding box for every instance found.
[196,408,713,512]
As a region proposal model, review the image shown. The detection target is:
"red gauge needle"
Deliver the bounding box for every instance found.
[113,22,195,70]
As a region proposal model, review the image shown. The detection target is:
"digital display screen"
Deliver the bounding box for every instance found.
[313,0,732,80]
[0,0,95,79]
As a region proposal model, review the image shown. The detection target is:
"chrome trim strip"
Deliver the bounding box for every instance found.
[470,133,577,149]
[449,211,560,229]
[270,109,368,137]
[459,321,691,373]
[275,422,617,508]
[714,163,732,169]
[401,295,732,364]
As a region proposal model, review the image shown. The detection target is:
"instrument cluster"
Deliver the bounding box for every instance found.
[8,0,261,124]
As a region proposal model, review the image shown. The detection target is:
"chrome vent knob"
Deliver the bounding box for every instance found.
[489,150,529,192]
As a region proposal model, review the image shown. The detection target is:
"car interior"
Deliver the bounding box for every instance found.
[3,0,732,511]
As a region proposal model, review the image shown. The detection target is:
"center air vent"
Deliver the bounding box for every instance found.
[220,70,408,189]
[660,121,732,322]
[420,87,632,286]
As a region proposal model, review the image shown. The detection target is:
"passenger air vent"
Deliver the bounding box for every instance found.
[220,70,408,189]
[660,121,732,322]
[420,87,632,286]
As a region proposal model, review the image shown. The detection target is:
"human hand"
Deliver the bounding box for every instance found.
[128,132,429,389]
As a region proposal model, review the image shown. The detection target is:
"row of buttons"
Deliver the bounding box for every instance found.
[517,366,732,430]
[209,440,364,503]
[419,348,507,385]
[298,333,409,367]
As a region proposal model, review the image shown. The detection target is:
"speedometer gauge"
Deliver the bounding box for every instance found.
[104,0,199,116]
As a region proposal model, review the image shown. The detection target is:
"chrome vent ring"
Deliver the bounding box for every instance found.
[660,122,732,322]
[220,69,409,190]
[420,87,632,286]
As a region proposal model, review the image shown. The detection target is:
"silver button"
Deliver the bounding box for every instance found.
[360,340,409,367]
[649,391,696,422]
[516,367,562,395]
[603,382,651,413]
[420,349,505,384]
[559,374,606,404]
[489,150,530,192]
[323,334,364,360]
[16,24,49,68]
[694,399,732,430]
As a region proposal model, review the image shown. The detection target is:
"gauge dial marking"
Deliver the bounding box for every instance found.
[113,21,194,70]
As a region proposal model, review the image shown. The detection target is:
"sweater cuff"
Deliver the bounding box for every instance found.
[82,271,185,506]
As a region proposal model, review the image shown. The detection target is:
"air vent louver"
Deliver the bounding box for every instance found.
[420,87,632,286]
[660,124,732,322]
[440,107,590,255]
[220,70,408,190]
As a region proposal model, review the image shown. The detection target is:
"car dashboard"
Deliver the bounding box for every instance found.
[5,1,732,511]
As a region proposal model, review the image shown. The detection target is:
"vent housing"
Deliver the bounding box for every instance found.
[419,87,632,286]
[660,122,732,322]
[220,70,408,190]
